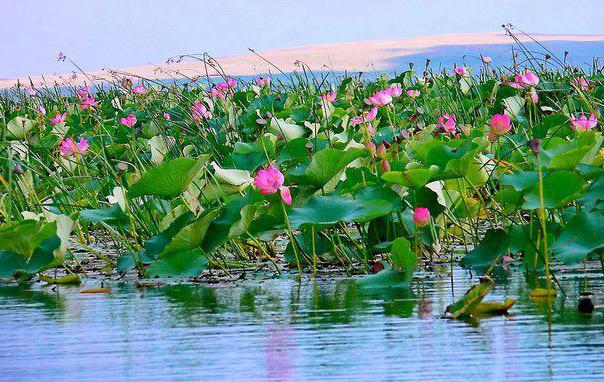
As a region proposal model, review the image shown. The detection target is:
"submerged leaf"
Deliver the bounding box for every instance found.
[473,299,515,315]
[445,276,495,319]
[39,275,81,285]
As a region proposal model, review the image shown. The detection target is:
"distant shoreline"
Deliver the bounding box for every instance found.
[3,32,604,90]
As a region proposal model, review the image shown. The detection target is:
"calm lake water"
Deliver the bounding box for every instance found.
[1,265,603,381]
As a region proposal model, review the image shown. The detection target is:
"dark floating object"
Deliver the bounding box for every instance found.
[578,292,595,314]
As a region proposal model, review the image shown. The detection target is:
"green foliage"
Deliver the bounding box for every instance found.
[129,157,208,198]
[289,187,401,229]
[553,211,604,264]
[2,61,604,289]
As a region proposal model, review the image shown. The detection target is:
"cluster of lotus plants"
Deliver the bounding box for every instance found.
[1,59,603,312]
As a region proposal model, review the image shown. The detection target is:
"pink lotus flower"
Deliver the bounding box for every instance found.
[321,91,337,103]
[571,77,590,90]
[454,66,467,76]
[406,89,420,98]
[132,84,147,94]
[437,113,456,134]
[120,113,137,127]
[163,112,171,120]
[365,123,375,135]
[79,96,100,110]
[280,186,292,206]
[385,83,402,98]
[50,112,67,125]
[77,86,90,98]
[510,70,540,88]
[350,106,378,126]
[216,78,237,91]
[256,76,271,87]
[366,90,393,107]
[507,81,525,89]
[366,141,377,157]
[490,114,511,136]
[413,207,430,227]
[482,56,492,64]
[502,254,514,269]
[570,113,597,132]
[210,86,227,101]
[381,159,391,172]
[59,137,89,157]
[522,71,540,86]
[254,165,291,205]
[191,102,211,121]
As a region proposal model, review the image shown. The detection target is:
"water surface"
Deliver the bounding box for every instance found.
[1,266,603,381]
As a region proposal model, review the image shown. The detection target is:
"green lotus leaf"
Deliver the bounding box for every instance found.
[0,220,57,261]
[521,171,585,209]
[553,211,604,264]
[129,156,209,199]
[288,147,366,188]
[289,187,401,229]
[390,237,417,272]
[6,116,35,139]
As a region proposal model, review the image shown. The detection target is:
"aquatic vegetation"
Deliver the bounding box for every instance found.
[1,49,604,318]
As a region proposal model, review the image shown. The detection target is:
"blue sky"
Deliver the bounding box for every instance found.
[2,0,604,78]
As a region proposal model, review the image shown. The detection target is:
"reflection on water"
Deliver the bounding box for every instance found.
[1,266,604,381]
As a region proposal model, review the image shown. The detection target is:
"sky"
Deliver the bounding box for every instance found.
[2,0,604,79]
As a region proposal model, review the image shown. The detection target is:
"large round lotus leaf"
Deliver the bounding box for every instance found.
[553,211,604,264]
[129,156,208,199]
[161,210,219,257]
[414,138,487,180]
[288,147,366,188]
[390,237,417,272]
[521,171,585,210]
[7,116,35,139]
[0,220,57,261]
[146,248,208,278]
[288,187,401,229]
[540,132,603,170]
[269,117,306,141]
[231,135,276,172]
[502,95,525,118]
[143,212,195,259]
[0,237,59,278]
[532,114,568,139]
[382,165,439,188]
[356,264,413,288]
[460,229,508,270]
[500,171,539,191]
[210,162,252,187]
[494,186,523,213]
[79,204,128,226]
